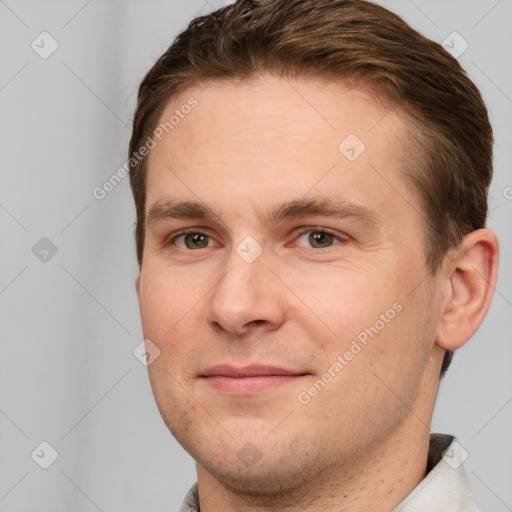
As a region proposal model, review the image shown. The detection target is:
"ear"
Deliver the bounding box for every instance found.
[135,275,140,298]
[435,229,499,351]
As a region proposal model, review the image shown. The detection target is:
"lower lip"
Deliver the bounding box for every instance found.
[203,375,304,394]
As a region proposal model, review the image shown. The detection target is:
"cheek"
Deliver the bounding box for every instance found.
[299,261,434,387]
[349,285,437,406]
[138,265,199,336]
[287,264,400,342]
[138,266,213,382]
[306,302,434,436]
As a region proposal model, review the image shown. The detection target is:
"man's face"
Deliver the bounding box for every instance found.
[137,76,443,492]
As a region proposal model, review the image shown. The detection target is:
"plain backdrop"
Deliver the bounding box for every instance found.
[0,0,511,510]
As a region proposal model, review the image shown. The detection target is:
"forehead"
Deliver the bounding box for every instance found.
[152,75,404,156]
[144,75,416,224]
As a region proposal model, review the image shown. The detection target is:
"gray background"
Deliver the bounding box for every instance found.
[0,0,511,510]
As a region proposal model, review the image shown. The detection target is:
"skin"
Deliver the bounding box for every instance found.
[135,75,499,511]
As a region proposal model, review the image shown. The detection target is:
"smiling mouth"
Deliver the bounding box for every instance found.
[200,364,310,395]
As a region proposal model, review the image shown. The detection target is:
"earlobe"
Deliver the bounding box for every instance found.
[435,229,499,351]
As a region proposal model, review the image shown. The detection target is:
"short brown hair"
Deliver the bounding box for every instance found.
[128,0,493,374]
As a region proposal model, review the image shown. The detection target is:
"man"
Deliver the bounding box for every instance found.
[129,1,499,510]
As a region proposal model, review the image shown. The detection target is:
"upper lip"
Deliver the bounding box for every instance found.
[200,364,307,378]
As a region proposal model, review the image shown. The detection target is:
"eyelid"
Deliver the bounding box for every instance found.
[164,226,347,251]
[166,227,219,248]
[291,226,348,248]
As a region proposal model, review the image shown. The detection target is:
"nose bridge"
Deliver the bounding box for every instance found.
[206,241,285,335]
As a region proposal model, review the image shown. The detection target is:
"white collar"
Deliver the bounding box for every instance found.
[393,436,479,511]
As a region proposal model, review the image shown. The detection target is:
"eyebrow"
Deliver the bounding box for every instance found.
[145,197,379,228]
[270,198,379,226]
[146,200,211,225]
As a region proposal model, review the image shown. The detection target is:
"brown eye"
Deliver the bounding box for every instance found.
[180,233,210,249]
[307,231,335,248]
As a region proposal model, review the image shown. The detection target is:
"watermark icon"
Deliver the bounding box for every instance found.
[298,301,403,404]
[32,237,58,263]
[31,31,59,59]
[442,440,469,469]
[237,442,263,468]
[31,441,59,469]
[133,339,161,366]
[338,133,366,162]
[441,31,469,59]
[93,97,198,200]
[236,236,263,263]
[503,186,512,200]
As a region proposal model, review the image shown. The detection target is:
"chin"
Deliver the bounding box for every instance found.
[199,456,315,499]
[185,430,330,501]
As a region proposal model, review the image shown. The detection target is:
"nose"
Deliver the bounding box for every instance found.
[206,248,286,337]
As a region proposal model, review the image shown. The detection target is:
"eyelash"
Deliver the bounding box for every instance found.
[292,227,345,249]
[168,228,217,249]
[167,227,346,250]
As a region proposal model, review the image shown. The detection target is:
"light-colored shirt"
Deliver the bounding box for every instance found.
[178,434,480,512]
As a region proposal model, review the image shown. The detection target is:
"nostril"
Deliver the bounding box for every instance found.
[208,318,267,337]
[249,319,265,327]
[209,320,224,333]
